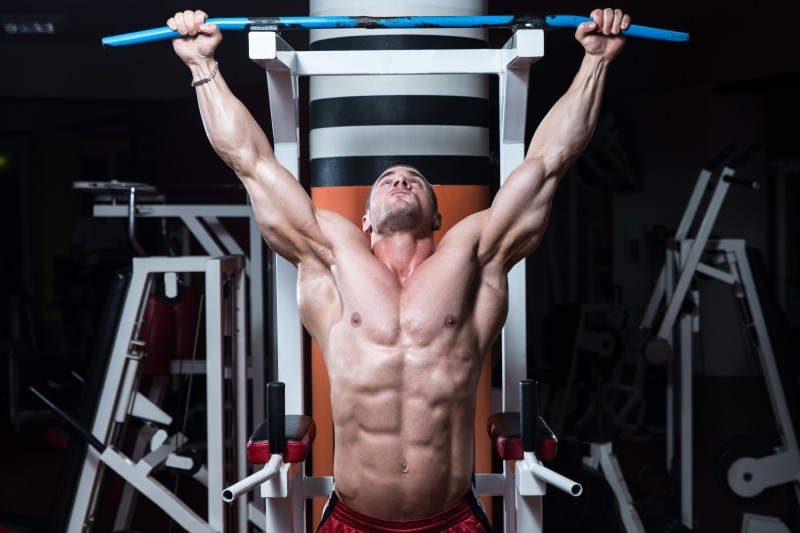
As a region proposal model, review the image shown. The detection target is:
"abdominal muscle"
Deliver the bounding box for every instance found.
[326,338,482,520]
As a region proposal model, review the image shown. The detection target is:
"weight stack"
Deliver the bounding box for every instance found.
[308,0,494,523]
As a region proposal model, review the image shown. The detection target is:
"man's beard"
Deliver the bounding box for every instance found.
[373,202,426,236]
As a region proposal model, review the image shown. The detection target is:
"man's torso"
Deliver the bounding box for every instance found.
[297,210,508,520]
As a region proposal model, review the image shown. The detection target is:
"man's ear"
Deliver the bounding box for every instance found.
[433,212,442,231]
[362,213,372,234]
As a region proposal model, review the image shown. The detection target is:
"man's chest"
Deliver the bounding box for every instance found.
[330,254,479,345]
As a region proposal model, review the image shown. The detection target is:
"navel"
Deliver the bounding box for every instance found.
[400,458,409,473]
[350,312,362,327]
[443,314,457,328]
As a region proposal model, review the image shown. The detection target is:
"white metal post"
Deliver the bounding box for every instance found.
[679,300,693,528]
[252,31,306,416]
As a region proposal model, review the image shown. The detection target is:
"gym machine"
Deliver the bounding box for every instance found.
[98,13,688,531]
[49,181,270,532]
[61,255,249,532]
[630,142,799,531]
[241,24,579,532]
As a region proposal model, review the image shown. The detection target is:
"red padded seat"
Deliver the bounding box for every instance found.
[247,415,316,464]
[487,412,557,461]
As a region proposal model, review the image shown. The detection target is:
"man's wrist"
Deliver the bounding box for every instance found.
[583,51,613,67]
[190,61,219,87]
[186,58,218,83]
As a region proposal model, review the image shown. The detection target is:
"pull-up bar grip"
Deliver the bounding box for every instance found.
[539,15,687,42]
[101,15,689,48]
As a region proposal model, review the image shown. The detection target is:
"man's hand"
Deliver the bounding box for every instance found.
[575,8,630,61]
[167,10,221,66]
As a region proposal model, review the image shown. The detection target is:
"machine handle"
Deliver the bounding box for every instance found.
[222,454,283,502]
[722,176,760,190]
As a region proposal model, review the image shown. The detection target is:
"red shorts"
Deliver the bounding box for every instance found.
[317,488,492,532]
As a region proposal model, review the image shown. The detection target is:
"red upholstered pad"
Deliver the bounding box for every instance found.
[487,413,558,461]
[247,415,316,464]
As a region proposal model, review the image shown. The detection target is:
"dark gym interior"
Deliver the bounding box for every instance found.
[1,0,799,531]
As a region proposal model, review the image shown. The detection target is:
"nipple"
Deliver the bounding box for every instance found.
[443,314,457,328]
[350,312,362,327]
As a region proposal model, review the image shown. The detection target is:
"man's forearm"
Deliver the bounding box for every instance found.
[525,52,611,178]
[189,59,276,178]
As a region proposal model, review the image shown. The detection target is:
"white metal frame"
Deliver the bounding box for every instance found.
[67,255,250,532]
[583,441,646,532]
[664,236,800,528]
[637,154,799,527]
[242,28,583,532]
[93,203,267,428]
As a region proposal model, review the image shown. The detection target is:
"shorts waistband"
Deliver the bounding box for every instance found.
[329,495,476,532]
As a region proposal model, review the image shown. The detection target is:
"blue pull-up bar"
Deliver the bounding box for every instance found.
[102,15,689,48]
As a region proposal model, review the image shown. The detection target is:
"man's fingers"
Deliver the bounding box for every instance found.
[581,8,631,36]
[171,12,185,35]
[602,8,614,35]
[612,9,624,33]
[182,10,198,35]
[169,10,215,38]
[194,10,209,31]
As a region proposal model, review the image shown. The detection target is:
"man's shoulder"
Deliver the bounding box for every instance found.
[314,208,372,251]
[438,210,487,246]
[315,208,360,234]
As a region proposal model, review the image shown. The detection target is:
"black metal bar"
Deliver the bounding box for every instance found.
[266,382,286,455]
[520,380,538,453]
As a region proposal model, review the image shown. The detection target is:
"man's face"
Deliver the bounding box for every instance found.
[362,165,440,236]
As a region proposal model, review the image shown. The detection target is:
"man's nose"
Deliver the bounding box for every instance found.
[393,178,410,188]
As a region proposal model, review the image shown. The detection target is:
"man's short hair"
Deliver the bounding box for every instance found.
[365,165,439,215]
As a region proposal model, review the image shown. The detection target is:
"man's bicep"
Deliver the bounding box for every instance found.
[478,157,555,268]
[244,160,332,266]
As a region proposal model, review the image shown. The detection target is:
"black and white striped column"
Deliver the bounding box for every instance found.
[307,0,493,523]
[308,0,490,188]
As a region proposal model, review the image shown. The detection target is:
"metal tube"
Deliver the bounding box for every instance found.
[102,15,688,47]
[523,452,583,496]
[222,455,283,502]
[28,386,105,452]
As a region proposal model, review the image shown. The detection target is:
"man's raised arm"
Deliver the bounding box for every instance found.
[169,10,329,266]
[477,8,630,269]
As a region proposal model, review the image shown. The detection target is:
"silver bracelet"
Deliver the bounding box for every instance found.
[190,61,219,87]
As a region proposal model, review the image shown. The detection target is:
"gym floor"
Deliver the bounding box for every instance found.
[1,374,797,532]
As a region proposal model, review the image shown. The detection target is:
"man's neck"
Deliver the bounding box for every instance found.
[371,233,435,284]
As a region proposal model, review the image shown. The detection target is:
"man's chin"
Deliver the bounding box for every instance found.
[375,212,424,235]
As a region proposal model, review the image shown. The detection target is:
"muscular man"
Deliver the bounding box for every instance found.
[169,7,630,531]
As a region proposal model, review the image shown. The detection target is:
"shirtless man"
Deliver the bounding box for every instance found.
[169,7,630,531]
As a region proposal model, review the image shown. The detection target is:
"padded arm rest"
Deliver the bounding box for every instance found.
[247,415,316,464]
[487,412,557,461]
